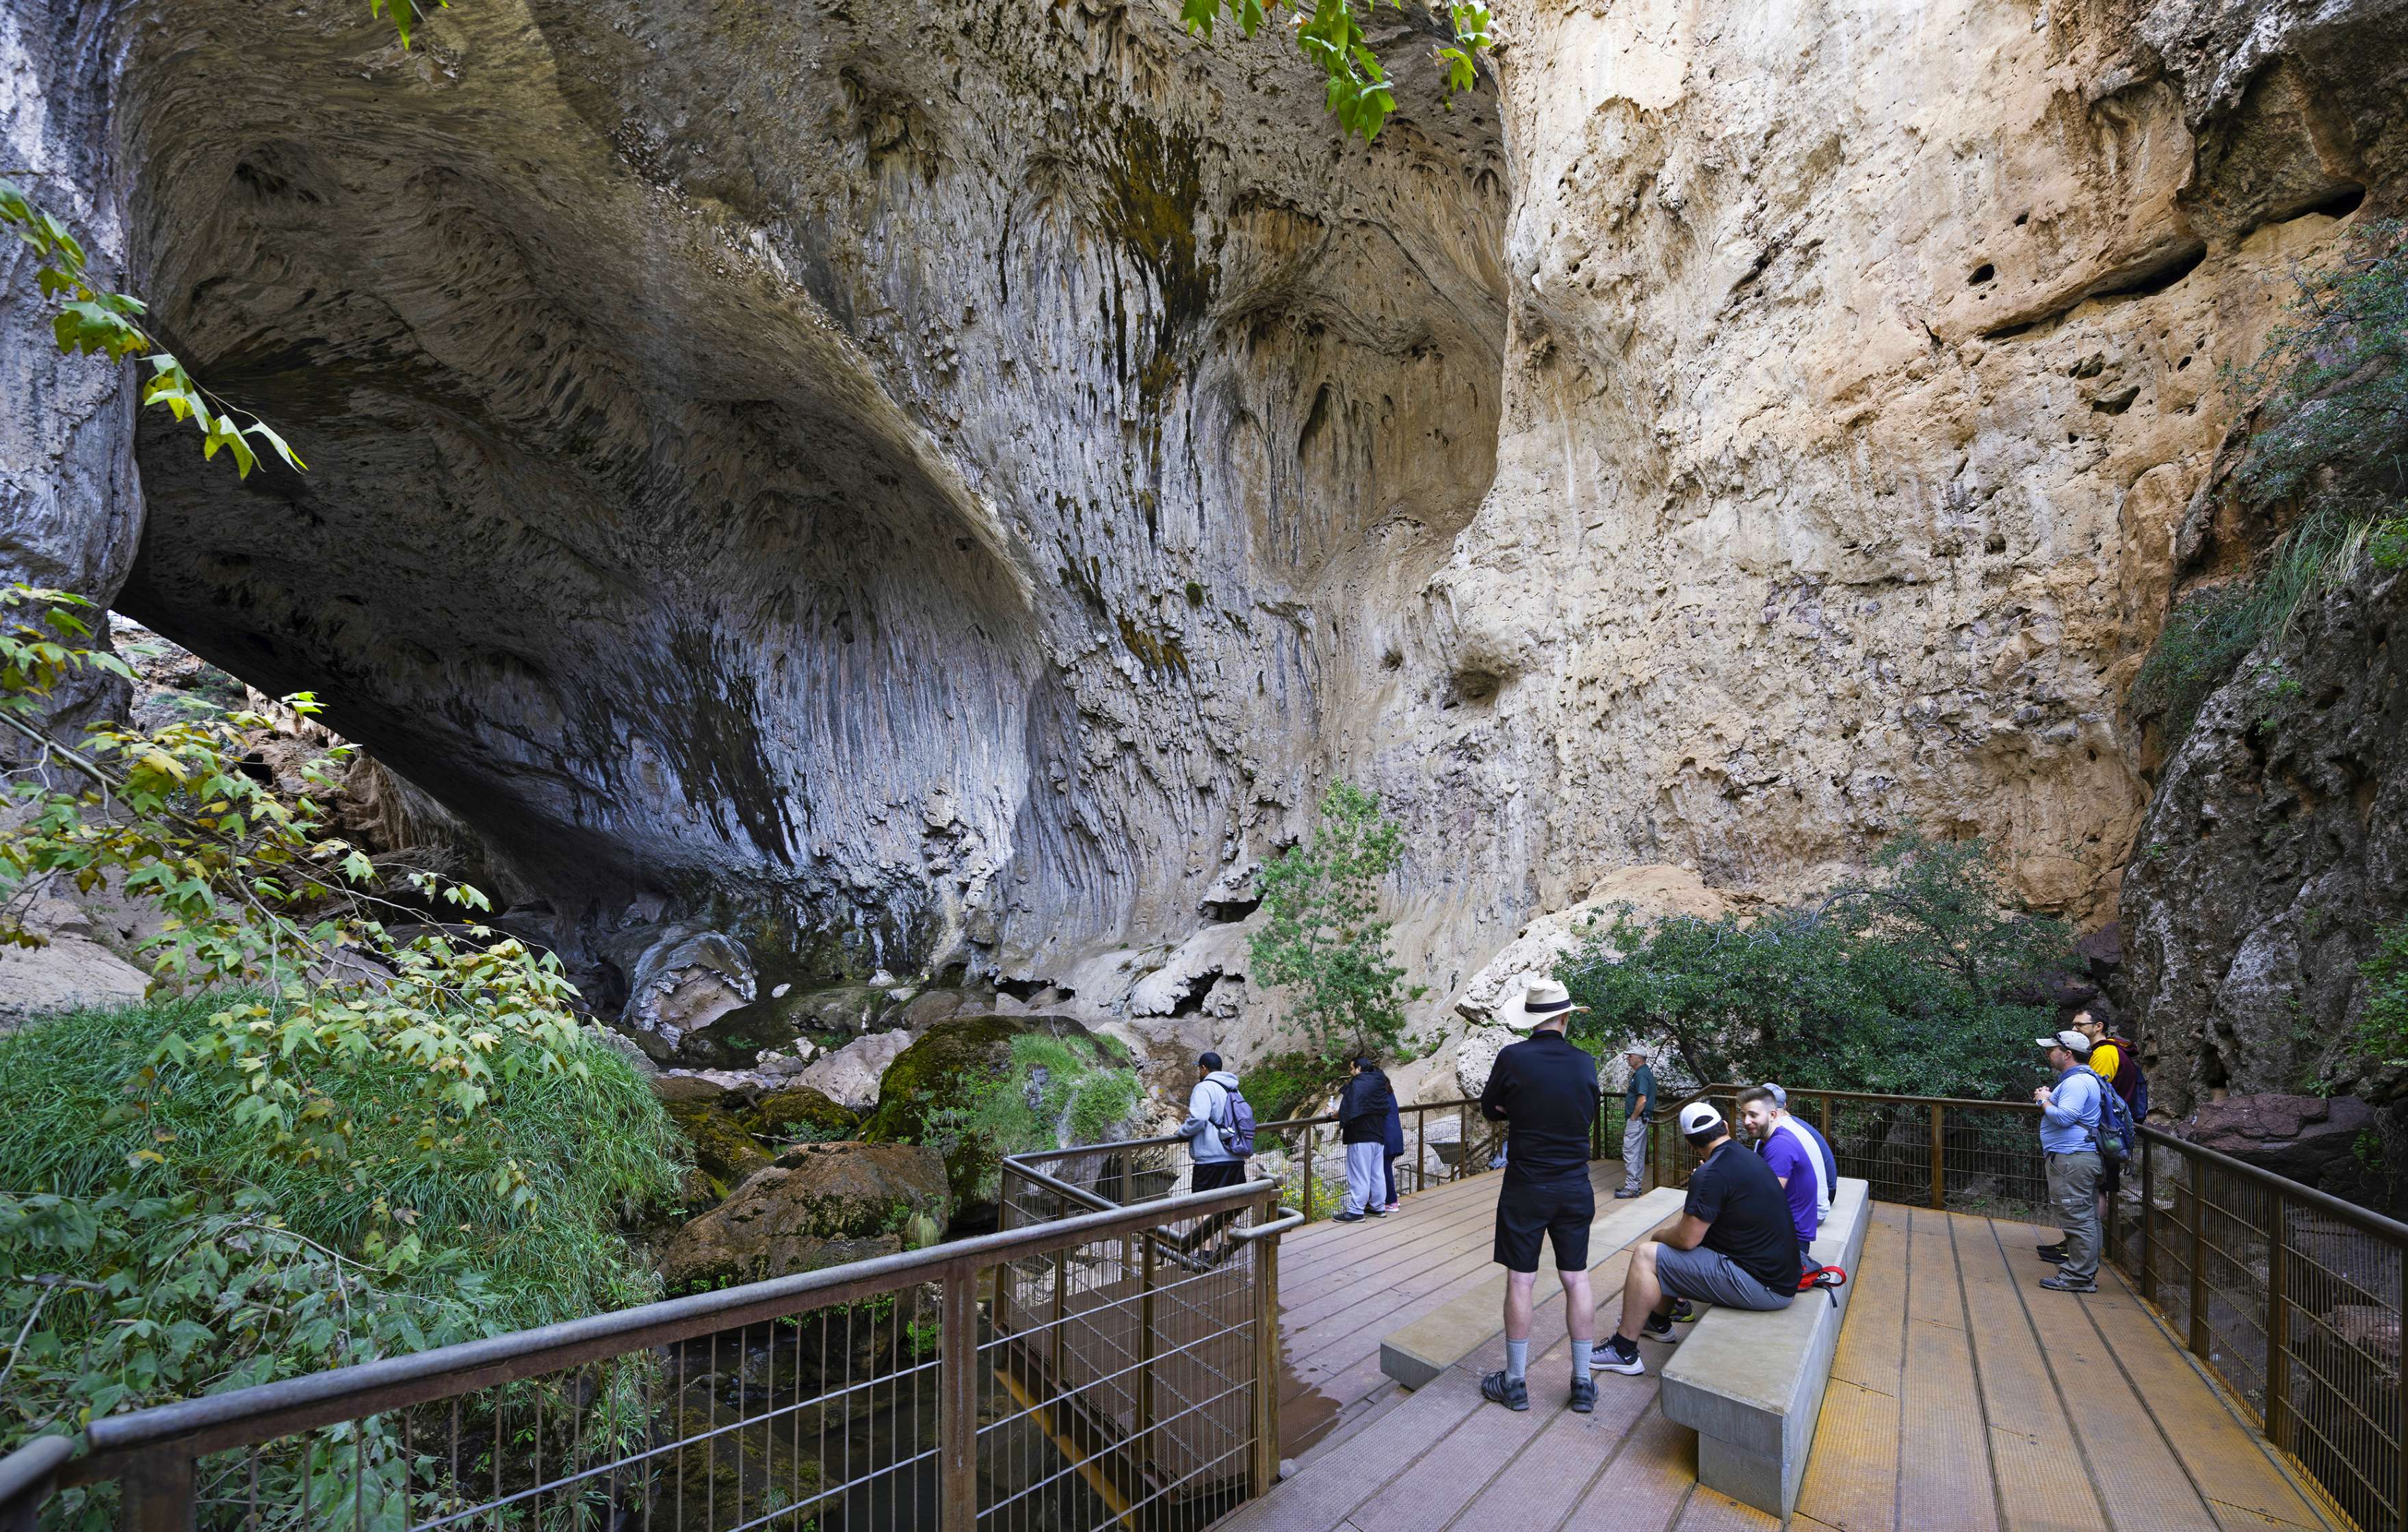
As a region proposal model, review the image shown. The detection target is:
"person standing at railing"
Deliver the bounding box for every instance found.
[1614,1046,1656,1200]
[1333,1055,1396,1221]
[2034,1029,2104,1294]
[1476,977,1604,1414]
[1177,1052,1251,1193]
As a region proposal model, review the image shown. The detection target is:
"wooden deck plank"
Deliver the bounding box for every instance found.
[1440,1366,1660,1531]
[1673,1486,1783,1531]
[1896,1206,2000,1532]
[1949,1207,2113,1532]
[1794,1376,1900,1532]
[1560,1405,1699,1532]
[1279,1189,1500,1286]
[1342,1362,1564,1532]
[1969,1216,2227,1532]
[2077,1268,2335,1531]
[1829,1209,1908,1395]
[1214,1366,1484,1532]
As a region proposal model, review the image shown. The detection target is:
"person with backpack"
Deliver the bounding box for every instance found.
[2070,1009,2143,1236]
[1177,1052,1253,1191]
[1335,1056,1396,1221]
[2032,1029,2115,1293]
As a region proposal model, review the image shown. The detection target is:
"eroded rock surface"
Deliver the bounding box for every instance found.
[658,1139,949,1289]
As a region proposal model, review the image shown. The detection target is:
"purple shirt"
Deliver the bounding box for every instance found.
[1759,1131,1818,1247]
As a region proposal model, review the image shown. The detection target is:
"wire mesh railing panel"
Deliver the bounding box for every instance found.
[979,1201,1264,1532]
[181,1289,950,1532]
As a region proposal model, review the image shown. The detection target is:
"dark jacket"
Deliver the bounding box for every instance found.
[1383,1097,1405,1158]
[1339,1070,1395,1144]
[1479,1030,1600,1182]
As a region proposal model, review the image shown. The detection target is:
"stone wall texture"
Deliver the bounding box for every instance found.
[6,0,2407,1085]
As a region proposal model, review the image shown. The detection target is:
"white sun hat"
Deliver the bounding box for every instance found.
[1501,976,1587,1033]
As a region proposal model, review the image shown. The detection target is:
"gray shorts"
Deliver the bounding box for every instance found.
[1655,1243,1793,1311]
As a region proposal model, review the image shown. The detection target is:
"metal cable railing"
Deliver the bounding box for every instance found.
[9,1180,1296,1532]
[1654,1081,2406,1532]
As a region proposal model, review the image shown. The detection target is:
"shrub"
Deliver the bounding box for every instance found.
[914,1031,1143,1199]
[1557,834,2072,1100]
[2360,921,2408,1068]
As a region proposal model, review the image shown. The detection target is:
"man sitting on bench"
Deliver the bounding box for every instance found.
[1599,1101,1801,1377]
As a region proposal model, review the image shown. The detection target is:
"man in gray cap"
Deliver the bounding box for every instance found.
[2034,1029,2104,1293]
[1614,1046,1656,1199]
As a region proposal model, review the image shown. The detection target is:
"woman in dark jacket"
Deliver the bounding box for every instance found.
[1382,1094,1406,1213]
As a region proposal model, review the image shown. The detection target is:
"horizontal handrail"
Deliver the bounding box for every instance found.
[2136,1120,2408,1245]
[1230,1206,1305,1241]
[73,1176,1275,1474]
[1003,1096,1492,1171]
[0,1436,70,1513]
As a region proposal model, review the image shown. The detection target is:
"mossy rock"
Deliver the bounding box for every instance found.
[861,1013,1092,1210]
[664,1098,771,1191]
[742,1085,860,1141]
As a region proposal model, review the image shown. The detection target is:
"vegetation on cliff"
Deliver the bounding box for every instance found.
[1557,835,2073,1098]
[2137,220,2408,745]
[1249,782,1421,1063]
[865,1018,1142,1209]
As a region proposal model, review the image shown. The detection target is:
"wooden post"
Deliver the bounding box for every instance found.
[1250,1197,1282,1499]
[940,1268,979,1531]
[1928,1102,1947,1211]
[1820,1093,1833,1140]
[2265,1187,2290,1449]
[2186,1174,2210,1361]
[993,1169,1015,1334]
[116,1450,193,1532]
[1136,1232,1157,1466]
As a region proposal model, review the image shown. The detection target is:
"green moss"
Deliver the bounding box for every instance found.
[742,1087,861,1142]
[666,1099,772,1192]
[863,1016,1138,1209]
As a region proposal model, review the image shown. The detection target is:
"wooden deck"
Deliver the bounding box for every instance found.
[1240,1171,2344,1532]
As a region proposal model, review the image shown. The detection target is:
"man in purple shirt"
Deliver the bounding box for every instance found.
[1738,1085,1828,1254]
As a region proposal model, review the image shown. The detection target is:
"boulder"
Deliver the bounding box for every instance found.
[795,1029,915,1113]
[614,925,757,1064]
[2175,1094,2379,1193]
[664,1097,772,1191]
[861,1013,1095,1213]
[743,1086,861,1142]
[0,895,153,1031]
[658,1140,950,1289]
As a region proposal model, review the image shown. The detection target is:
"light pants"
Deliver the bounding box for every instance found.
[1343,1141,1386,1216]
[1620,1114,1649,1193]
[2046,1150,2104,1280]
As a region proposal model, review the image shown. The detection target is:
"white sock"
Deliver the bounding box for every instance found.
[1570,1340,1594,1382]
[1505,1338,1529,1383]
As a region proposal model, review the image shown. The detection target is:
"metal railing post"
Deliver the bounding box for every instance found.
[2187,1173,2210,1361]
[116,1449,193,1532]
[1820,1093,1833,1140]
[1928,1102,1947,1211]
[1458,1102,1468,1183]
[1136,1232,1157,1464]
[941,1266,979,1529]
[2264,1186,2289,1448]
[2397,1246,2407,1532]
[1249,1195,1281,1498]
[0,1438,70,1532]
[2141,1137,2156,1304]
[1302,1126,1314,1219]
[1415,1107,1426,1193]
[1051,1246,1068,1379]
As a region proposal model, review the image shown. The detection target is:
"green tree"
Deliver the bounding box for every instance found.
[1558,834,2073,1099]
[1248,782,1413,1059]
[2359,920,2408,1068]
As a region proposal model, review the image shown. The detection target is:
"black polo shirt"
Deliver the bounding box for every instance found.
[1478,1030,1600,1183]
[1684,1137,1805,1292]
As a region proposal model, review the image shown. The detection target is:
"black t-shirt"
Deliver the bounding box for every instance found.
[1684,1138,1805,1293]
[1478,1031,1600,1183]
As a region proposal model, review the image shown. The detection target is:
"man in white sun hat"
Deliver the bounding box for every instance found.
[1476,977,1605,1414]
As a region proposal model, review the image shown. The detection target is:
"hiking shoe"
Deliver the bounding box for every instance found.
[1383,1203,1401,1213]
[1366,1207,1388,1217]
[2038,1247,2071,1265]
[1481,1371,1530,1411]
[1613,1188,1644,1200]
[2039,1273,2097,1293]
[1332,1212,1365,1223]
[1666,1300,1697,1324]
[1642,1313,1680,1343]
[1597,1338,1646,1377]
[1569,1376,1597,1414]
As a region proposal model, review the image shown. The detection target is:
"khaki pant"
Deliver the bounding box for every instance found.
[2046,1150,2102,1281]
[1620,1113,1649,1193]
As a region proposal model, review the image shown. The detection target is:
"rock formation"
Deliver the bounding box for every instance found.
[5,0,2408,1109]
[658,1139,949,1289]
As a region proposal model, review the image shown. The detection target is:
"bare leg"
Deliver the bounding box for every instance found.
[1560,1268,1595,1345]
[1502,1269,1539,1342]
[1618,1241,1671,1340]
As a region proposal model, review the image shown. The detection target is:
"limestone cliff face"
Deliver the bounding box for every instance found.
[10,0,2408,1053]
[1349,0,2400,1019]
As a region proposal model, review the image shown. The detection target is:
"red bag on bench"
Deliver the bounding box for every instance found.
[1798,1265,1848,1295]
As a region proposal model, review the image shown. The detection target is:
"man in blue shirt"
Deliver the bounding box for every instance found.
[2034,1029,2104,1293]
[1614,1048,1656,1199]
[1738,1085,1830,1254]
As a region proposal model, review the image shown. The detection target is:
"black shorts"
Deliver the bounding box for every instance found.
[1192,1160,1248,1191]
[1492,1175,1595,1273]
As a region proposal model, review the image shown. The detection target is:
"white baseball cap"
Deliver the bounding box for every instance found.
[2037,1029,2093,1055]
[1678,1101,1725,1137]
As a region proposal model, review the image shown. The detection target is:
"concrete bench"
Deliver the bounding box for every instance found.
[1378,1187,1685,1389]
[1657,1176,1870,1519]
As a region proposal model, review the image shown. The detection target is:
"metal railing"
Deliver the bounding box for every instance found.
[999,1093,1570,1232]
[14,1178,1295,1532]
[1656,1081,2407,1532]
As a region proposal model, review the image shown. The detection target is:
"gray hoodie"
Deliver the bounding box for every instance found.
[1179,1070,1244,1163]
